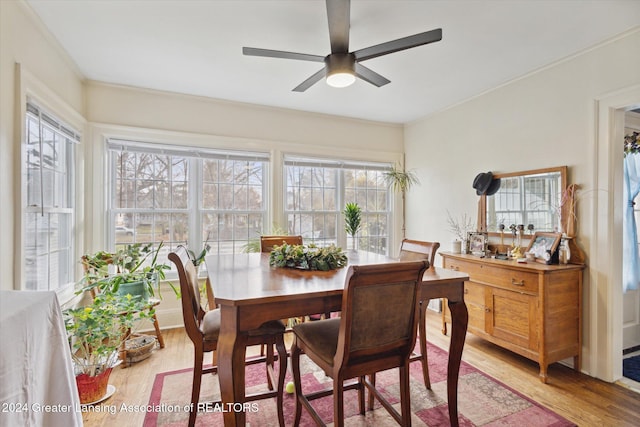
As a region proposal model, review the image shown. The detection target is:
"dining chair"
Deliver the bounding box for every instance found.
[260,234,303,252]
[398,239,440,390]
[169,247,287,427]
[290,260,429,427]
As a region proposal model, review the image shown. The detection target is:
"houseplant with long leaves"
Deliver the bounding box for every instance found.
[343,202,362,252]
[384,163,419,239]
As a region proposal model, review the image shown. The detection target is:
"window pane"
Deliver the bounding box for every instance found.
[24,211,72,291]
[110,141,268,263]
[285,159,391,255]
[24,104,76,292]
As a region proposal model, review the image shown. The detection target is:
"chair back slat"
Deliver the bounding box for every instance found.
[399,239,440,267]
[260,235,303,252]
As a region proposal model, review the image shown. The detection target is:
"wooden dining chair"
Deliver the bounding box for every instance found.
[260,235,303,252]
[354,239,440,403]
[398,239,440,390]
[169,247,287,427]
[290,260,429,427]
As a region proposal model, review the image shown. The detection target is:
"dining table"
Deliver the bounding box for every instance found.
[205,250,469,427]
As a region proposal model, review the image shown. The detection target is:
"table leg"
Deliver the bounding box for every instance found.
[447,298,468,427]
[218,306,248,427]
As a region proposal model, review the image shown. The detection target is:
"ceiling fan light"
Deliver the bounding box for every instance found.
[325,53,356,88]
[326,72,356,88]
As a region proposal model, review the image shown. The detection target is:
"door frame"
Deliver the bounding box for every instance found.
[593,85,640,381]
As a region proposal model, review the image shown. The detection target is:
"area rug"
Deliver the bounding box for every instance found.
[143,342,575,426]
[623,355,640,383]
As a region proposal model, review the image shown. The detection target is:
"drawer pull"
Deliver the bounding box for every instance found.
[464,288,469,294]
[485,307,491,313]
[511,278,525,286]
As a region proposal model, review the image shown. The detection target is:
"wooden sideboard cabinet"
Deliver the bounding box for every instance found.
[440,252,584,383]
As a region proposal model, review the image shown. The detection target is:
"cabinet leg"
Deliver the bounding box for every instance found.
[538,365,548,384]
[573,354,581,372]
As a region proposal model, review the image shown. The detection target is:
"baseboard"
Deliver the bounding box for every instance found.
[427,298,442,313]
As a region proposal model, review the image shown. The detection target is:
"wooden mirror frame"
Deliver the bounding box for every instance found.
[478,166,568,236]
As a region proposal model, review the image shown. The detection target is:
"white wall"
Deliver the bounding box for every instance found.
[404,28,640,381]
[0,0,85,291]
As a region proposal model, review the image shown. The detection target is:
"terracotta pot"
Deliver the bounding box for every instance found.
[75,367,112,404]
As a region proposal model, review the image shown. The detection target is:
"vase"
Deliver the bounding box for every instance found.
[75,367,113,404]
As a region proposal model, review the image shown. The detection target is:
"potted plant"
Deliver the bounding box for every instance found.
[384,163,419,239]
[343,202,362,252]
[63,292,152,403]
[82,242,170,301]
[446,210,475,254]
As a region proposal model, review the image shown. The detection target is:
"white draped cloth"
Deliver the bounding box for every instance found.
[0,290,83,426]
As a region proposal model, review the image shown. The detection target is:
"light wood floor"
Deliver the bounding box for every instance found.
[83,310,640,426]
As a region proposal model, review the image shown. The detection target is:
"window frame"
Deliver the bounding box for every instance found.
[283,155,392,254]
[106,139,270,268]
[17,70,85,301]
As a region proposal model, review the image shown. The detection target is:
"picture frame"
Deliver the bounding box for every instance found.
[468,232,488,256]
[525,232,562,264]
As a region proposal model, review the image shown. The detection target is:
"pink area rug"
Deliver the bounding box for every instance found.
[144,342,575,426]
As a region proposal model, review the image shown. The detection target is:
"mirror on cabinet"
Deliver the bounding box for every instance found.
[479,166,567,235]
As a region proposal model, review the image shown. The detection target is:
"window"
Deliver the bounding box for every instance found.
[284,156,391,254]
[24,101,79,291]
[108,140,268,261]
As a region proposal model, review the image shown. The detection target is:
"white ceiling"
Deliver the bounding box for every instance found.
[26,0,640,124]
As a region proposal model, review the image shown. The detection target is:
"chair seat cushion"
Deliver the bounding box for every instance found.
[202,308,221,342]
[293,318,341,366]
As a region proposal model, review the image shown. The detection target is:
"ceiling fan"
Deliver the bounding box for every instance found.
[243,0,442,92]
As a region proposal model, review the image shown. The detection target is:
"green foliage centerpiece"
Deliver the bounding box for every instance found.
[269,243,348,271]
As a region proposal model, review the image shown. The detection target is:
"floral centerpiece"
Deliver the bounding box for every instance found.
[63,292,152,403]
[269,243,348,271]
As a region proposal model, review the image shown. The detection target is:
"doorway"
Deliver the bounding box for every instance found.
[622,109,640,388]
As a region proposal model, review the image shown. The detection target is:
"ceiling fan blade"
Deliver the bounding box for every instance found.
[354,63,390,87]
[292,68,326,92]
[326,0,350,53]
[353,28,442,62]
[243,47,324,63]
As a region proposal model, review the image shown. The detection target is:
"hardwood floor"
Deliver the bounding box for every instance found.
[83,310,640,426]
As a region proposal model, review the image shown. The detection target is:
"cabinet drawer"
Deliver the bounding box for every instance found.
[445,259,539,294]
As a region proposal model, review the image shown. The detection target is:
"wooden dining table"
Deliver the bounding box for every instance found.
[205,251,469,427]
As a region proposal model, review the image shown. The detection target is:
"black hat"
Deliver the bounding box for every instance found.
[486,178,501,196]
[473,172,501,196]
[473,172,493,195]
